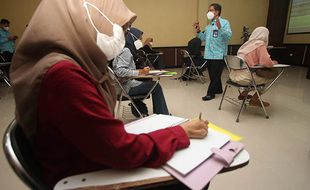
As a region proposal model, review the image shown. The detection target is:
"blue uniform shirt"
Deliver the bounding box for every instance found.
[0,28,15,53]
[198,17,232,60]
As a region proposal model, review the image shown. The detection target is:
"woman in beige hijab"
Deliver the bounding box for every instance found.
[229,27,278,107]
[10,0,209,188]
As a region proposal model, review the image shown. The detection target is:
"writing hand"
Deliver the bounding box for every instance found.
[181,119,209,139]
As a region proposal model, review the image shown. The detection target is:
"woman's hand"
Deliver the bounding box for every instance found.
[139,66,150,75]
[181,119,209,139]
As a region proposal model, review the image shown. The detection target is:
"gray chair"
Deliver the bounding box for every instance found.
[3,120,48,190]
[107,66,159,119]
[180,49,207,85]
[218,55,269,122]
[0,55,11,87]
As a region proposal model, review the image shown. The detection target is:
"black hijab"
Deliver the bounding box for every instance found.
[125,27,143,57]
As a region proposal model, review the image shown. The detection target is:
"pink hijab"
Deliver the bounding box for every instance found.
[237,27,269,60]
[10,0,136,138]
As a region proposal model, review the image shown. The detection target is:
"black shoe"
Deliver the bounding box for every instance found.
[202,94,215,101]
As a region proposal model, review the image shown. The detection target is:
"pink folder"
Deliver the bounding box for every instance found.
[162,141,245,190]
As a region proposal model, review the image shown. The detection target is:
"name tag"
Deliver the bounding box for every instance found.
[213,30,218,38]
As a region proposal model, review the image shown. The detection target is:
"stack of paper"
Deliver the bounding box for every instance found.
[125,114,230,175]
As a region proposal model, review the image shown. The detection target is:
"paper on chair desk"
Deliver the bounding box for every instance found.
[125,114,230,176]
[147,70,169,76]
[125,114,188,134]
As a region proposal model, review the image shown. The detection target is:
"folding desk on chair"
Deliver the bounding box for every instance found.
[180,49,207,85]
[219,55,290,122]
[136,49,164,69]
[107,66,159,119]
[145,52,164,68]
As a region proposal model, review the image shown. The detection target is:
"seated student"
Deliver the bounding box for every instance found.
[126,27,165,69]
[112,46,169,116]
[0,18,18,76]
[229,27,278,107]
[11,1,209,188]
[181,37,207,80]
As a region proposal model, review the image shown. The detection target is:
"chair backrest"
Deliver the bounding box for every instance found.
[186,37,202,56]
[224,55,248,72]
[107,66,127,98]
[3,120,48,190]
[181,49,194,66]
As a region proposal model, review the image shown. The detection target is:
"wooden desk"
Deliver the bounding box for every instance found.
[54,150,249,190]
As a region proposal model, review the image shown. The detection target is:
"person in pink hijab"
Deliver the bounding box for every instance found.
[230,27,278,107]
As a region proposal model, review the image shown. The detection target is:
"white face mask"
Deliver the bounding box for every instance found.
[134,39,143,50]
[84,1,125,61]
[207,11,215,20]
[3,27,9,31]
[130,32,143,50]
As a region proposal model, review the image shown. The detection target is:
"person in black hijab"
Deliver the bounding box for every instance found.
[126,27,165,69]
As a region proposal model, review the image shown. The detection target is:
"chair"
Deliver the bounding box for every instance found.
[180,49,207,85]
[107,66,159,119]
[136,49,164,69]
[218,55,269,122]
[0,54,11,87]
[3,120,48,190]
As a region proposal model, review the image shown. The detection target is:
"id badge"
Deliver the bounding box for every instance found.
[213,30,218,38]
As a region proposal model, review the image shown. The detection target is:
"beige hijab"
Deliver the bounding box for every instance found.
[10,0,136,138]
[237,26,269,60]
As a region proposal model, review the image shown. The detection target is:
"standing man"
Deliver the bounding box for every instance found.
[0,19,18,62]
[194,3,232,101]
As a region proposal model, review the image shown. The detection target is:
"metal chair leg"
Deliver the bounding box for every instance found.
[236,91,249,122]
[219,85,228,110]
[255,90,269,119]
[116,96,122,119]
[3,76,11,87]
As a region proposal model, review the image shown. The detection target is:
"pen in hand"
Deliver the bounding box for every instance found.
[199,112,202,120]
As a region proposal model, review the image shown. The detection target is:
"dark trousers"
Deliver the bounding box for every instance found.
[206,59,225,95]
[129,81,169,114]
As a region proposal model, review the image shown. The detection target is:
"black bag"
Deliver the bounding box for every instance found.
[134,49,147,69]
[130,100,148,117]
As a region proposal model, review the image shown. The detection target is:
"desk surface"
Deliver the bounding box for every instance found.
[250,63,290,69]
[54,150,249,190]
[132,70,175,79]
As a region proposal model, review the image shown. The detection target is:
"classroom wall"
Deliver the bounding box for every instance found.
[208,0,269,45]
[1,0,269,47]
[123,0,199,47]
[125,0,269,46]
[0,0,40,41]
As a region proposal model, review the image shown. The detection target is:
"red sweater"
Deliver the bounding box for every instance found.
[35,60,189,188]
